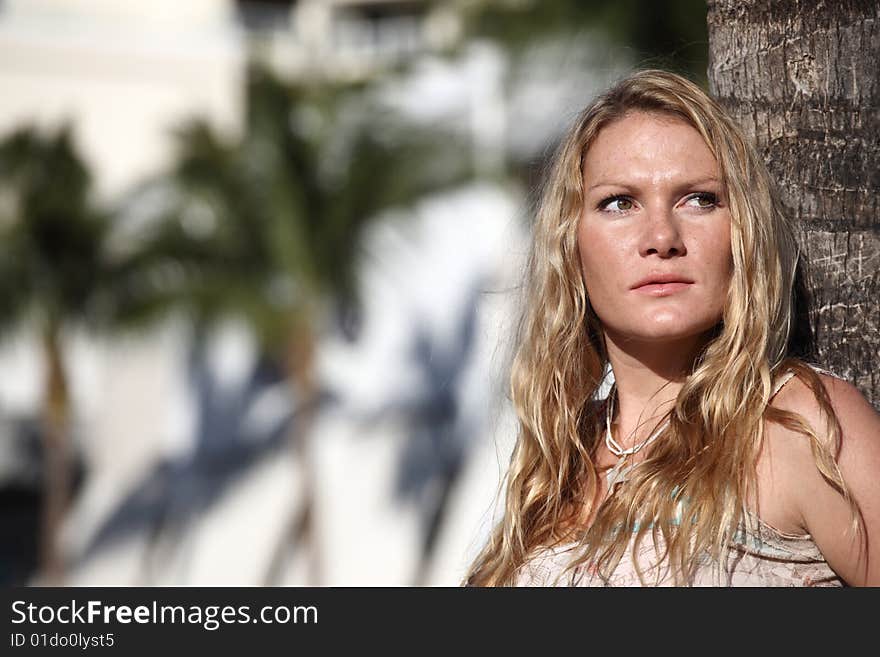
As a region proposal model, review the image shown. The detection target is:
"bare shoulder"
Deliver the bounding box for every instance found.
[766,370,880,585]
[769,371,880,469]
[771,370,878,437]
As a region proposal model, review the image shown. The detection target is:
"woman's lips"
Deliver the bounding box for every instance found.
[632,281,693,296]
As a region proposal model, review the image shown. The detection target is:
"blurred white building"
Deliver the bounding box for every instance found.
[0,0,522,587]
[0,0,625,585]
[0,0,466,200]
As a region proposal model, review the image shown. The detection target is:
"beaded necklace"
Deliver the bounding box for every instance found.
[604,388,670,488]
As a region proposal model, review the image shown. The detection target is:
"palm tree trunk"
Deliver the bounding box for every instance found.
[707,0,880,407]
[38,319,71,584]
[263,316,321,585]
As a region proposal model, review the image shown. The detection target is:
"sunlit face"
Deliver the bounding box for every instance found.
[577,111,733,346]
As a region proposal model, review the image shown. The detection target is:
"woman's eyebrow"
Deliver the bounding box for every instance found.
[586,177,723,193]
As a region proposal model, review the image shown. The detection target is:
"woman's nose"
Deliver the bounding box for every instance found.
[639,206,686,258]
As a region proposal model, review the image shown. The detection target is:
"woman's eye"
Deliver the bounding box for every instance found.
[599,196,635,212]
[683,192,718,209]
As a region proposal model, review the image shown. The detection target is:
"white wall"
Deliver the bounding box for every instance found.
[0,0,244,200]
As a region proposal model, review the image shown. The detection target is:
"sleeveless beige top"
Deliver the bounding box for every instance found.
[514,512,842,586]
[514,370,844,587]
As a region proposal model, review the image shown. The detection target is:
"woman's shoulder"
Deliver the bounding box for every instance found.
[765,363,880,585]
[769,363,875,433]
[766,363,878,473]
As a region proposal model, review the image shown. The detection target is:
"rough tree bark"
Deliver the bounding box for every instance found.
[706,0,879,409]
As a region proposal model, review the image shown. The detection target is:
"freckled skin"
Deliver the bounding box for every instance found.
[578,112,733,345]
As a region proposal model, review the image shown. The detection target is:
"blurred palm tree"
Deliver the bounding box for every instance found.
[0,125,110,584]
[465,0,709,82]
[109,63,472,584]
[450,0,710,198]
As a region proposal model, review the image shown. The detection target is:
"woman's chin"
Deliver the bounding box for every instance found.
[608,323,718,346]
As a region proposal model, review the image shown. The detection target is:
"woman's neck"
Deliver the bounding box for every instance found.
[603,331,707,448]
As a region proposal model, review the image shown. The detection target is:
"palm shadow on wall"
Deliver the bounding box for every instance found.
[359,282,486,585]
[79,279,486,585]
[76,336,333,583]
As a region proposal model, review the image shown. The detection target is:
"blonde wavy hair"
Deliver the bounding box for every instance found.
[463,69,858,586]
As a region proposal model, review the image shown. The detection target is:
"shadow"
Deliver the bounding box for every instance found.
[788,254,817,361]
[357,282,487,585]
[0,415,86,585]
[75,338,333,582]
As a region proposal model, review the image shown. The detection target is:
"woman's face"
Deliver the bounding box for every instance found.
[577,111,733,347]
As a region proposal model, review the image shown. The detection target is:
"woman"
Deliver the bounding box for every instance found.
[463,70,880,586]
